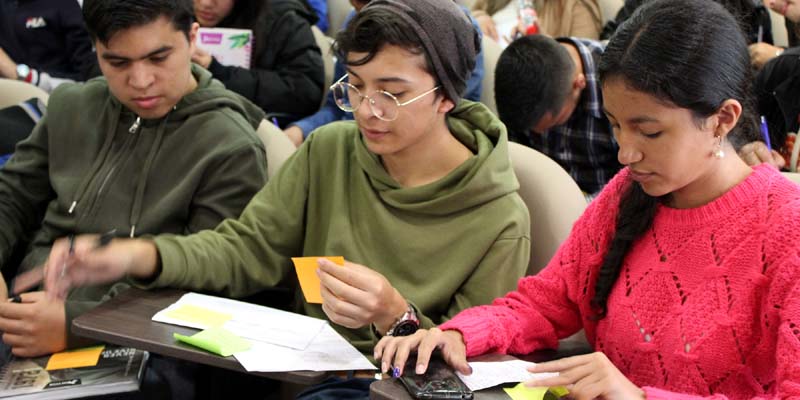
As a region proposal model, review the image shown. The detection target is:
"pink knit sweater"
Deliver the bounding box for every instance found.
[440,165,800,399]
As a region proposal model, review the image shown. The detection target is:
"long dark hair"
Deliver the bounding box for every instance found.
[590,0,760,318]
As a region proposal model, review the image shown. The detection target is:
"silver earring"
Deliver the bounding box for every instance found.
[714,136,725,159]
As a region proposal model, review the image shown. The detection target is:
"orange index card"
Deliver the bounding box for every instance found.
[165,304,232,327]
[46,345,105,371]
[291,256,345,304]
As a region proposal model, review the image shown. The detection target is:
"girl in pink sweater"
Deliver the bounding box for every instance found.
[375,0,800,398]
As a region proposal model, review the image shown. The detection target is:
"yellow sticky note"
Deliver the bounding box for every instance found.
[291,256,345,304]
[503,384,569,400]
[174,327,251,357]
[166,304,232,327]
[46,345,105,371]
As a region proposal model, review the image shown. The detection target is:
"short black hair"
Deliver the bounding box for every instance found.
[495,35,575,136]
[83,0,194,45]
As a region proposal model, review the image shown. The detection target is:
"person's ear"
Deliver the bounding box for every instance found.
[437,97,456,114]
[188,22,200,53]
[713,99,742,139]
[573,73,586,92]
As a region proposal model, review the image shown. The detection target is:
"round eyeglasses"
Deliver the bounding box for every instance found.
[330,74,440,122]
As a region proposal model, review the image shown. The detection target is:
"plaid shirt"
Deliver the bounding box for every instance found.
[527,38,621,195]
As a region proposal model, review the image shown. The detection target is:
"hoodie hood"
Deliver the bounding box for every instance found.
[353,100,520,216]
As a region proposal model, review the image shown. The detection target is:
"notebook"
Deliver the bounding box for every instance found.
[0,346,148,399]
[197,27,254,69]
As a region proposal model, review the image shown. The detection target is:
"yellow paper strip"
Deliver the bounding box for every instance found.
[503,384,569,400]
[165,304,232,327]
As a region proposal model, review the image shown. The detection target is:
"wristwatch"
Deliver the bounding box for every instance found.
[16,64,32,83]
[385,304,420,337]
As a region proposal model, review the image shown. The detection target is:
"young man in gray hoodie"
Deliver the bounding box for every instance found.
[0,0,267,358]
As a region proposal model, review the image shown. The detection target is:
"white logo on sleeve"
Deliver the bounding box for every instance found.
[25,17,47,29]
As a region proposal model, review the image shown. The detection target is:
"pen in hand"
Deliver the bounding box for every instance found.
[59,235,75,279]
[11,229,118,296]
[95,229,117,248]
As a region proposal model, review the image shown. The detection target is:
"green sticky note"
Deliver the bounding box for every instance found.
[503,383,569,400]
[549,386,569,397]
[174,327,251,357]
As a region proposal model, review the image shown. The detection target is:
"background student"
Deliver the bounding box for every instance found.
[739,0,800,169]
[471,0,603,46]
[0,0,267,362]
[191,0,325,123]
[602,0,773,45]
[0,0,98,92]
[749,0,800,69]
[495,34,621,196]
[377,0,800,397]
[36,4,530,399]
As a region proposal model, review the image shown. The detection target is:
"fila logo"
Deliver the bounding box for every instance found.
[25,17,46,29]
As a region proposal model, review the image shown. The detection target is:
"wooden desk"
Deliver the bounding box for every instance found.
[369,341,593,400]
[72,287,328,385]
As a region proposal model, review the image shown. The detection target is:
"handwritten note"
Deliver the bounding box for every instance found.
[291,256,344,304]
[174,327,251,357]
[46,345,105,370]
[456,358,558,391]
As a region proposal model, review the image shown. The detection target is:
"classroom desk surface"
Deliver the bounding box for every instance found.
[369,341,593,400]
[72,287,329,385]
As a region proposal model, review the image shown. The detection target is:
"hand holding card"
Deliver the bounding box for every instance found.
[291,256,344,304]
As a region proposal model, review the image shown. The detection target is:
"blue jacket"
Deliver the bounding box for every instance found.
[305,0,328,32]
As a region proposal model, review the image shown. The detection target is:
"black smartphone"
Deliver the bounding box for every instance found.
[398,357,473,400]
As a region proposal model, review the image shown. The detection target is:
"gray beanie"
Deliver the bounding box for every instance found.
[359,0,480,102]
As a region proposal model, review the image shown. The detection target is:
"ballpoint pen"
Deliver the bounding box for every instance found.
[60,234,75,279]
[760,116,772,150]
[11,229,119,296]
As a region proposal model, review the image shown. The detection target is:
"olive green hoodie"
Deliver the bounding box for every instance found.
[150,100,530,355]
[0,65,268,347]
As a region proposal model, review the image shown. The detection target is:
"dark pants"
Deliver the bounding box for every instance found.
[295,376,374,400]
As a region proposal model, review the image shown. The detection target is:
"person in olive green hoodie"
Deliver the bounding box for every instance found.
[35,0,530,365]
[0,0,267,358]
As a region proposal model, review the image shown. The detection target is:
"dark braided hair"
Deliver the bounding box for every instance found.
[590,0,760,318]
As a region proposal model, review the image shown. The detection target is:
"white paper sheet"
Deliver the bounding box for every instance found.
[456,358,558,391]
[152,292,326,350]
[234,324,376,372]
